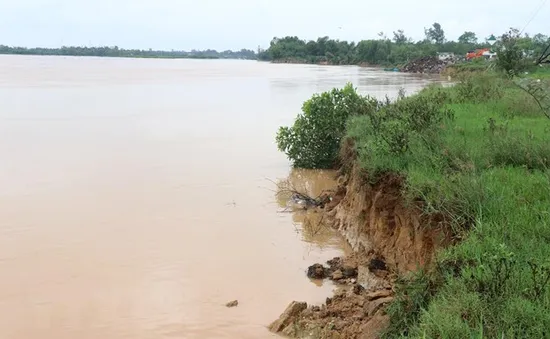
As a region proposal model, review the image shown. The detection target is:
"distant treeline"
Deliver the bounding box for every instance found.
[258,24,550,66]
[0,45,258,60]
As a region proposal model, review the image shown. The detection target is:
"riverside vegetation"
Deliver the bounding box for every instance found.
[0,45,257,60]
[276,36,550,337]
[260,24,550,67]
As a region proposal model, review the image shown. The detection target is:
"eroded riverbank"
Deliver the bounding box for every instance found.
[269,143,451,339]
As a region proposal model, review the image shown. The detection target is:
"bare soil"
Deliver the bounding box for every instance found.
[270,141,451,338]
[269,254,393,339]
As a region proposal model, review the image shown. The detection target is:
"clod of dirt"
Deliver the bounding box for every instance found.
[352,284,365,295]
[368,258,389,278]
[225,300,239,308]
[270,287,391,339]
[307,264,327,279]
[331,270,344,280]
[308,257,359,284]
[268,301,308,333]
[342,265,358,278]
[366,289,393,301]
[364,297,394,317]
[368,258,387,271]
[327,257,343,269]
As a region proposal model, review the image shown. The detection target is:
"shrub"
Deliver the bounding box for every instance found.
[348,89,454,178]
[454,72,505,103]
[276,83,376,168]
[383,269,442,338]
[489,135,550,170]
[495,28,530,76]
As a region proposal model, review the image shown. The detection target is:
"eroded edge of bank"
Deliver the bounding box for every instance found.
[269,140,453,339]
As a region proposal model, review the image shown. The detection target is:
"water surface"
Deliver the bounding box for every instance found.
[0,56,440,339]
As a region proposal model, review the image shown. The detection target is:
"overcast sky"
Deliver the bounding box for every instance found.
[0,0,548,50]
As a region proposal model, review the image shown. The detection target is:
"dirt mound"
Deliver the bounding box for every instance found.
[306,256,359,282]
[270,255,393,338]
[269,284,393,339]
[401,56,451,74]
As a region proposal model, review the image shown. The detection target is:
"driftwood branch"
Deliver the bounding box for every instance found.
[276,180,334,209]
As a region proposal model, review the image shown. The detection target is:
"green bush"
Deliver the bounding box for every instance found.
[454,73,505,103]
[347,89,454,179]
[495,29,531,76]
[489,135,550,170]
[276,83,375,168]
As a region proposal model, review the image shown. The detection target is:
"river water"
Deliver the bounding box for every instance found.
[0,56,440,339]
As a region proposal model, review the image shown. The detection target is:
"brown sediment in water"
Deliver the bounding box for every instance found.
[269,140,453,339]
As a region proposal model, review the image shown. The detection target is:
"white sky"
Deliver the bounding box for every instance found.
[0,0,548,50]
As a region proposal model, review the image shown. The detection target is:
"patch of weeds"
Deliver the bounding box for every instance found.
[383,269,443,338]
[488,135,550,170]
[462,244,517,300]
[526,259,550,301]
[454,73,506,103]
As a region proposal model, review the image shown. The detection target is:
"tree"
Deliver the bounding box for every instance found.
[425,23,446,44]
[276,84,368,168]
[496,28,526,76]
[356,40,392,64]
[393,30,409,44]
[458,31,478,44]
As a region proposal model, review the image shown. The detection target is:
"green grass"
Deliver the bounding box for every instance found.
[446,59,493,75]
[345,73,550,338]
[528,65,550,79]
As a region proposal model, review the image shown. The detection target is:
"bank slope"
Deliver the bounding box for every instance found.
[345,73,550,337]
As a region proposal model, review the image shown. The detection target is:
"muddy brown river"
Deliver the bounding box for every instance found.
[0,56,440,339]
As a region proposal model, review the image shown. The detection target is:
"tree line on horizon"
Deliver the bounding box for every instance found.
[258,23,550,66]
[0,45,257,60]
[1,24,547,64]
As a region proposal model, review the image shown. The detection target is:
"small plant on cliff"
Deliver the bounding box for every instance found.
[276,83,375,168]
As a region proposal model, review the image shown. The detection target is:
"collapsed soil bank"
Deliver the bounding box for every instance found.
[269,143,452,339]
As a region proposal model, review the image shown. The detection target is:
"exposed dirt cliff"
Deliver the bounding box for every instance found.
[328,165,450,274]
[269,141,452,339]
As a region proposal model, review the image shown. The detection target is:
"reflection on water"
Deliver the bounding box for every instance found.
[275,169,350,252]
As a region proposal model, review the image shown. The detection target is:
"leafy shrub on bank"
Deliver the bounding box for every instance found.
[276,83,376,168]
[496,28,531,76]
[454,72,505,103]
[347,87,454,178]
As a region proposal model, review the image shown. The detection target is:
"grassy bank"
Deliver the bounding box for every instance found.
[529,65,550,79]
[276,70,550,337]
[344,74,550,337]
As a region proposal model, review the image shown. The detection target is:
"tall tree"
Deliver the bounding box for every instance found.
[392,30,409,44]
[458,31,478,44]
[425,23,446,44]
[496,28,525,75]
